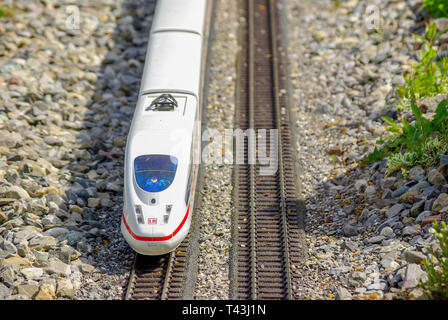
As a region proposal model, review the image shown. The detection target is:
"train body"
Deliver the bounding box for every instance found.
[121,0,208,255]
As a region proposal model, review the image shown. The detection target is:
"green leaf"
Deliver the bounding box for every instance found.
[411,102,424,122]
[412,33,430,47]
[363,147,386,164]
[427,22,438,40]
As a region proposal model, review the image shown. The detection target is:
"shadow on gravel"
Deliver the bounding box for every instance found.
[61,0,156,297]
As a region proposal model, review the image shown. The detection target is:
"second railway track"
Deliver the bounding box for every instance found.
[230,0,305,300]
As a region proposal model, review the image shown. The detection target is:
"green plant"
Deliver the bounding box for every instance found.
[363,99,448,172]
[424,0,448,18]
[397,23,448,103]
[0,4,14,18]
[420,220,448,299]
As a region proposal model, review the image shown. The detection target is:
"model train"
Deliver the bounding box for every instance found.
[121,0,208,255]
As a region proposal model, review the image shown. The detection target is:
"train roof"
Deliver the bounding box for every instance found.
[151,0,207,36]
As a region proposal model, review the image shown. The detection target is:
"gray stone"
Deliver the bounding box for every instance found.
[366,235,385,244]
[410,200,425,218]
[351,271,367,282]
[402,225,421,237]
[14,231,38,246]
[409,181,433,193]
[381,257,399,270]
[380,226,394,237]
[58,245,81,264]
[43,227,69,238]
[401,264,427,289]
[386,204,404,218]
[418,93,447,112]
[0,282,11,299]
[404,250,426,264]
[354,179,368,192]
[342,222,360,237]
[17,284,39,299]
[41,215,62,227]
[398,190,419,204]
[0,186,30,200]
[29,236,57,250]
[432,193,448,213]
[1,240,17,255]
[428,169,446,185]
[87,198,101,208]
[401,209,411,219]
[20,159,47,176]
[335,286,352,300]
[408,287,425,300]
[0,131,22,148]
[21,267,44,280]
[100,198,114,208]
[56,278,74,298]
[43,136,63,146]
[366,281,387,291]
[440,154,448,166]
[365,185,377,199]
[33,250,49,264]
[415,211,432,224]
[381,177,397,190]
[408,166,425,180]
[381,188,393,199]
[425,199,435,212]
[46,261,71,277]
[76,241,92,254]
[58,231,85,246]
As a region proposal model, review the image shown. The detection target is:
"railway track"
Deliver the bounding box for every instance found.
[230,0,304,300]
[124,236,190,300]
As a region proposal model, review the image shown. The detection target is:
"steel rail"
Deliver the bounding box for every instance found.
[268,0,292,300]
[160,251,175,300]
[247,0,259,301]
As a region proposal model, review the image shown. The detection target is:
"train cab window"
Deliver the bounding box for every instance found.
[134,155,178,192]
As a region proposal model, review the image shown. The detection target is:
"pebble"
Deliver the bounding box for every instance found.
[46,261,71,277]
[17,284,39,299]
[0,283,11,299]
[415,211,432,224]
[428,169,446,185]
[335,286,352,300]
[20,267,43,280]
[386,204,404,218]
[431,193,448,213]
[380,227,394,238]
[404,250,426,264]
[402,225,421,237]
[401,264,427,289]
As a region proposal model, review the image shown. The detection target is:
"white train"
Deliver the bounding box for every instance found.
[121,0,209,255]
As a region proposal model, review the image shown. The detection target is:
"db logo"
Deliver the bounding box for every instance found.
[148,218,158,225]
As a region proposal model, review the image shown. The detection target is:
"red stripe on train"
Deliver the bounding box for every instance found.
[122,203,190,242]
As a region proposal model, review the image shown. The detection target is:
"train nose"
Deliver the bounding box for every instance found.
[121,221,185,256]
[121,204,190,256]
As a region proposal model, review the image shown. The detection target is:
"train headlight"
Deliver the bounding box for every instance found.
[135,205,144,224]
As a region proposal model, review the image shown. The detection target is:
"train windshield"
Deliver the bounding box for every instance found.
[134,154,178,192]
